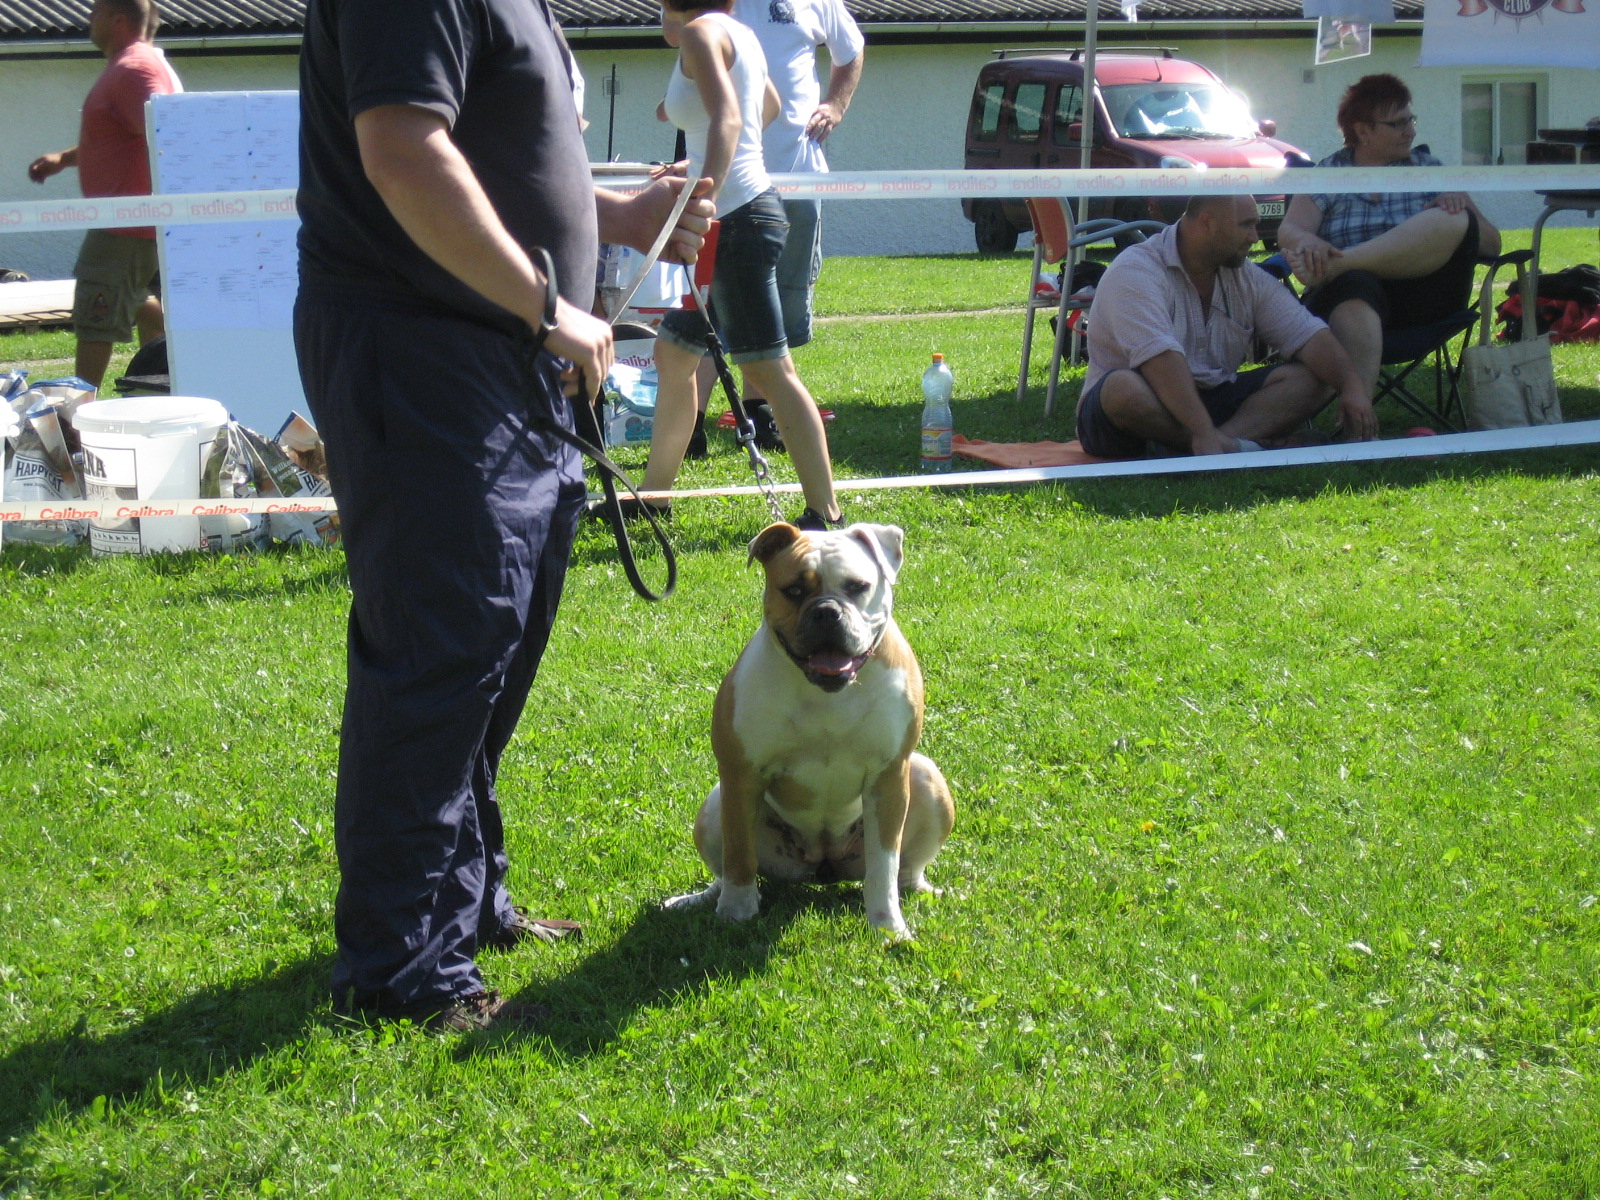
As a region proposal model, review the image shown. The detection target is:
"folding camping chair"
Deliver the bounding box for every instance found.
[1261,248,1533,432]
[1016,197,1163,417]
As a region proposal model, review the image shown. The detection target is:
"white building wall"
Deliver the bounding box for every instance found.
[2,35,1591,278]
[0,51,298,280]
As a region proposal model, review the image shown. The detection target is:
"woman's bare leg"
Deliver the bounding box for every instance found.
[641,336,705,506]
[1315,207,1470,284]
[738,354,840,522]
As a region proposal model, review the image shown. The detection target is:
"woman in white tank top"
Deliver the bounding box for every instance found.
[639,0,842,530]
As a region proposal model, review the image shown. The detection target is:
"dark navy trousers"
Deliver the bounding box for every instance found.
[295,295,587,1015]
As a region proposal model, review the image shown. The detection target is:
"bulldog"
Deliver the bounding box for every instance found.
[664,521,954,938]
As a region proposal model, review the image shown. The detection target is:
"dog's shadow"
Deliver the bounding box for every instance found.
[461,883,869,1060]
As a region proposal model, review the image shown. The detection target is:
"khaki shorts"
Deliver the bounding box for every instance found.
[72,229,159,343]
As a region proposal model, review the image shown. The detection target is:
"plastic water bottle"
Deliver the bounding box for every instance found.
[920,353,954,473]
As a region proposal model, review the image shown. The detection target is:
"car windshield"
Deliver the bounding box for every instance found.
[1102,82,1259,139]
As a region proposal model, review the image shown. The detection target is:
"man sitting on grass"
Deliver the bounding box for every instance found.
[1078,194,1376,459]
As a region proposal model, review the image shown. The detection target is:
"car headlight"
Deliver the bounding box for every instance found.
[1158,155,1203,169]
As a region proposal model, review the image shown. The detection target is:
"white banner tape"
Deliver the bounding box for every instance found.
[12,422,1587,521]
[5,421,1597,523]
[652,420,1600,500]
[0,496,335,523]
[0,189,298,236]
[3,165,1597,235]
[602,164,1599,201]
[774,164,1600,202]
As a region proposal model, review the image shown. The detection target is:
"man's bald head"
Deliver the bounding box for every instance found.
[1178,194,1261,269]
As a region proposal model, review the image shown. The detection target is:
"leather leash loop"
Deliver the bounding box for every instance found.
[526,246,677,602]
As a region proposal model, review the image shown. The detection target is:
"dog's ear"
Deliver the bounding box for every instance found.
[748,522,803,566]
[848,523,904,584]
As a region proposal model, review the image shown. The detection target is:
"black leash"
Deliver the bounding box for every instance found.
[686,272,787,525]
[527,247,676,602]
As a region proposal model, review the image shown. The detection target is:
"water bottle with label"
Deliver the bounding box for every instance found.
[920,353,954,473]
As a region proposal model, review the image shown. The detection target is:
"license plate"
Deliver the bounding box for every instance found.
[1256,200,1286,218]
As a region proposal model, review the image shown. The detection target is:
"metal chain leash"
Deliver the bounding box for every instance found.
[735,414,787,525]
[688,275,787,526]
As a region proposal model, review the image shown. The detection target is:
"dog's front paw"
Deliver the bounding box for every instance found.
[663,881,720,912]
[867,907,910,940]
[714,882,761,922]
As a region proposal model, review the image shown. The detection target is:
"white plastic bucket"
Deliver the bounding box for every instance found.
[74,396,230,555]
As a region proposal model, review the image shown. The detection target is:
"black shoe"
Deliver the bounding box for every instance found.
[412,990,546,1033]
[480,907,583,951]
[793,506,845,532]
[685,412,708,460]
[749,403,784,452]
[341,989,547,1034]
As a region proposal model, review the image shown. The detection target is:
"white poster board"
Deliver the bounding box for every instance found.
[148,91,302,434]
[1419,0,1600,68]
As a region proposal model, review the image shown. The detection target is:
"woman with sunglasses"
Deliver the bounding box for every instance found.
[1277,73,1500,410]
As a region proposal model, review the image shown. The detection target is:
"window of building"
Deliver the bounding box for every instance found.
[1462,78,1541,166]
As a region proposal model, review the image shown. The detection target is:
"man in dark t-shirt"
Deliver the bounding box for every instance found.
[295,0,711,1033]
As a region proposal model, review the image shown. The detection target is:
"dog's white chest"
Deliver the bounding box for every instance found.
[730,637,914,829]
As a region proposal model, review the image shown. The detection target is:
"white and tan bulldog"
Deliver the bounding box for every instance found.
[664,521,954,938]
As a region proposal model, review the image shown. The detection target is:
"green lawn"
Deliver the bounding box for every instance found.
[2,233,1598,1199]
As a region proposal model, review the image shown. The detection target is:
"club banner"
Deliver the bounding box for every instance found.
[1420,0,1599,67]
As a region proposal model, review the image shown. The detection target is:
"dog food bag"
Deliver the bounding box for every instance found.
[275,411,329,481]
[3,402,86,546]
[196,425,268,553]
[235,423,339,547]
[0,369,29,403]
[25,379,96,447]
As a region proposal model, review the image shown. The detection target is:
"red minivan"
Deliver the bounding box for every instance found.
[962,48,1309,252]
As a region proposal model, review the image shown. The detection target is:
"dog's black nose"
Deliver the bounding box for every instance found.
[809,600,844,627]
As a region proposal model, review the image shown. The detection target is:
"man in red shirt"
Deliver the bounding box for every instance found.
[28,0,182,389]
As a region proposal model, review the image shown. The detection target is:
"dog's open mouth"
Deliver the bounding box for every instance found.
[802,649,870,691]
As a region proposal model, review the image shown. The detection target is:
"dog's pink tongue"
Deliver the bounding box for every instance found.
[808,650,866,678]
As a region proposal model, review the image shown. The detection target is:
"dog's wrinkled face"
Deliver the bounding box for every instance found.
[749,522,905,692]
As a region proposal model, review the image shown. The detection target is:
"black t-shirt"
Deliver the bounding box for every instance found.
[296,0,597,333]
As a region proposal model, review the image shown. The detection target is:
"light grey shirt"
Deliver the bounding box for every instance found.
[732,0,863,174]
[1084,223,1326,392]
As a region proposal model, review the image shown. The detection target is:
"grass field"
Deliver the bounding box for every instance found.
[2,232,1598,1198]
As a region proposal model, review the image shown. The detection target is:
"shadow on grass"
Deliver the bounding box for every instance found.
[463,883,866,1060]
[0,954,333,1145]
[0,540,350,595]
[567,501,770,573]
[0,542,93,576]
[1055,440,1600,522]
[942,374,1600,520]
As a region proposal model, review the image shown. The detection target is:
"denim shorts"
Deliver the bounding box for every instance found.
[775,197,821,349]
[659,189,789,365]
[1077,364,1276,459]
